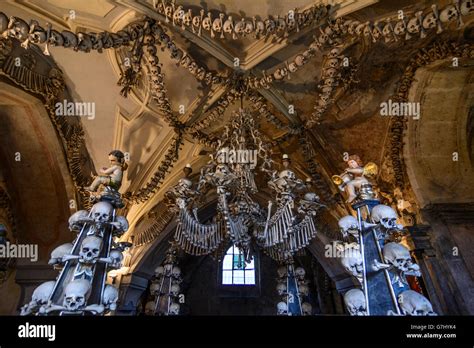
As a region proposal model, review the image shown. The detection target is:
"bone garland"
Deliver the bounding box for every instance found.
[143,35,183,130]
[133,208,175,247]
[386,41,473,188]
[338,1,471,45]
[123,132,183,204]
[150,22,226,85]
[154,1,331,40]
[187,88,241,132]
[247,92,302,136]
[0,12,148,55]
[299,132,336,204]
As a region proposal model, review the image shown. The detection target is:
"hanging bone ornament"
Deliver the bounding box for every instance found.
[49,243,73,266]
[398,290,437,316]
[344,288,367,316]
[102,284,119,311]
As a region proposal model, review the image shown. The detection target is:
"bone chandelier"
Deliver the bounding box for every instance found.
[165,107,324,263]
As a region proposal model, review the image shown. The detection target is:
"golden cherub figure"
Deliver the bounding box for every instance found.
[332,155,377,203]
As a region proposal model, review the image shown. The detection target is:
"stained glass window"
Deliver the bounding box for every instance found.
[222,245,255,285]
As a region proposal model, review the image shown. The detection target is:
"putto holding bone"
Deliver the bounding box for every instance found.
[86,150,128,193]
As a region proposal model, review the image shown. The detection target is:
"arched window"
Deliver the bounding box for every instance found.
[222,245,255,285]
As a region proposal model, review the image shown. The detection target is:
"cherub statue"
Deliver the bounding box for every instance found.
[332,155,377,203]
[86,150,128,192]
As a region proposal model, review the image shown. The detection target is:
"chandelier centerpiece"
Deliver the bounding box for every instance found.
[165,108,324,264]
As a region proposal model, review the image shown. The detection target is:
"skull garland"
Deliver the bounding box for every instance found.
[398,290,437,316]
[344,288,367,316]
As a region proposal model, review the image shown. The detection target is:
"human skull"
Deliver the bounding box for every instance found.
[407,17,421,34]
[355,23,366,35]
[298,283,309,296]
[171,266,181,279]
[344,289,367,316]
[63,279,90,311]
[382,22,395,42]
[102,284,119,310]
[111,215,129,235]
[244,20,254,35]
[326,58,340,69]
[301,302,312,315]
[276,17,286,33]
[461,0,474,15]
[202,14,212,32]
[223,16,234,34]
[323,67,338,79]
[68,210,91,231]
[91,201,113,224]
[254,19,265,37]
[294,54,306,66]
[393,20,406,36]
[277,266,287,279]
[276,282,287,295]
[182,10,192,28]
[264,19,276,34]
[338,215,359,239]
[398,290,436,316]
[32,281,56,304]
[277,301,288,315]
[439,5,459,22]
[295,267,306,280]
[150,282,161,295]
[80,236,103,263]
[170,283,180,297]
[173,6,185,26]
[234,19,245,36]
[169,302,180,315]
[108,249,123,267]
[145,301,155,315]
[383,242,417,273]
[212,16,223,34]
[371,204,402,231]
[49,243,73,265]
[341,246,363,280]
[422,13,437,29]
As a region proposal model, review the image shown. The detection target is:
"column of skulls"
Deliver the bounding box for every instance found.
[144,244,183,316]
[275,264,313,316]
[20,151,130,316]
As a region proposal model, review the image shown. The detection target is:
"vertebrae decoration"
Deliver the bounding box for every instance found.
[123,131,184,204]
[21,192,129,316]
[154,0,331,40]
